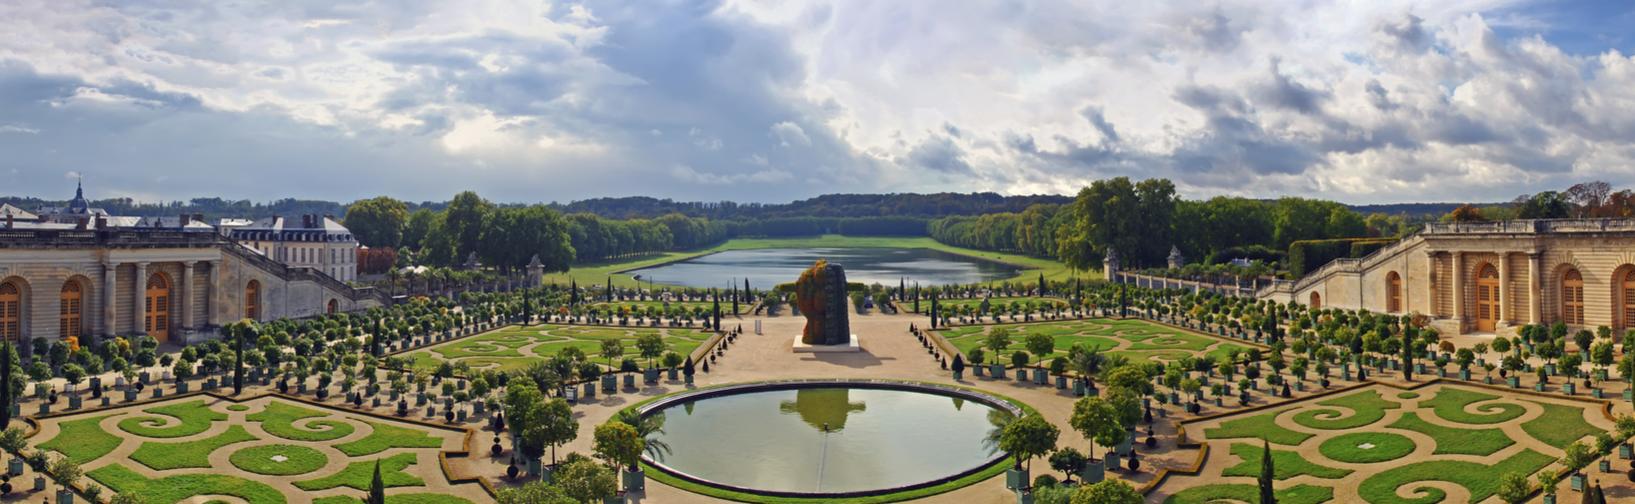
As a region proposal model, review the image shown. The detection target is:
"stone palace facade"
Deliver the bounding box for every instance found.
[1259,219,1635,337]
[0,223,385,346]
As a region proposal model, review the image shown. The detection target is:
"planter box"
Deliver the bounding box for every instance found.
[623,374,636,390]
[1015,371,1027,383]
[1564,383,1576,395]
[7,457,21,476]
[176,381,190,394]
[1621,443,1632,459]
[685,373,695,385]
[1571,473,1585,491]
[1056,376,1067,389]
[990,364,1006,379]
[1600,459,1612,472]
[1081,459,1105,484]
[623,468,645,492]
[1073,380,1086,396]
[952,370,963,380]
[57,489,74,504]
[643,369,659,385]
[1459,369,1471,381]
[1508,377,1521,388]
[973,365,985,377]
[68,395,82,410]
[1005,467,1028,490]
[602,375,617,394]
[1033,369,1047,385]
[668,369,679,381]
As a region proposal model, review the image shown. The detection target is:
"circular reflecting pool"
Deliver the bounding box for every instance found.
[641,382,1017,496]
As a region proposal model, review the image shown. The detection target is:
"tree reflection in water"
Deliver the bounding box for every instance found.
[779,388,867,432]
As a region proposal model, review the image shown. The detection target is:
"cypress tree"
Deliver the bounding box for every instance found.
[233,322,246,395]
[712,290,722,332]
[1402,326,1414,382]
[1259,440,1275,504]
[1038,273,1046,296]
[732,285,739,315]
[1,340,12,427]
[366,459,386,504]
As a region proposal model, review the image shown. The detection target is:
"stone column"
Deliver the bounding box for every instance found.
[1529,252,1542,324]
[1498,253,1510,323]
[132,262,148,335]
[180,262,194,330]
[1451,253,1464,328]
[102,261,119,337]
[1423,251,1438,317]
[206,260,221,327]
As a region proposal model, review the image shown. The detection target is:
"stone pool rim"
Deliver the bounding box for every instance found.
[635,378,1025,499]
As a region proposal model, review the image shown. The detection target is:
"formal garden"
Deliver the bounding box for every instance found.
[19,394,481,503]
[400,324,713,375]
[938,318,1256,369]
[1167,383,1628,503]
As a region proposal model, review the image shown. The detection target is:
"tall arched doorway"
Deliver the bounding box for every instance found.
[326,299,338,315]
[1474,264,1500,332]
[1309,292,1321,309]
[0,281,20,341]
[60,280,84,340]
[145,273,171,342]
[245,280,261,321]
[1386,271,1403,313]
[1621,267,1635,331]
[1563,269,1585,325]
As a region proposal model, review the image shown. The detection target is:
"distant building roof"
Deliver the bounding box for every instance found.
[0,204,37,221]
[228,215,355,242]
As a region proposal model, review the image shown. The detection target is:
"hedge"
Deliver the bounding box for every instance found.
[1288,238,1396,276]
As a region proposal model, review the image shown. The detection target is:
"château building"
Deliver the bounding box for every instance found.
[0,184,384,347]
[220,215,360,282]
[1259,219,1635,337]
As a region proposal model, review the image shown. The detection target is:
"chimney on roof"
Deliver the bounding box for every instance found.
[5,213,12,229]
[95,216,105,229]
[75,218,86,230]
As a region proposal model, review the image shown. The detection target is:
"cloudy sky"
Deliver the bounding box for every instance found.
[2,0,1633,205]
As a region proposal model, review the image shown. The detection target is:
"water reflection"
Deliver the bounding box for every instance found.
[778,388,867,431]
[626,248,1019,288]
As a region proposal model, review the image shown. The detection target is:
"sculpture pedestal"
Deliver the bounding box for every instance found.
[792,334,862,353]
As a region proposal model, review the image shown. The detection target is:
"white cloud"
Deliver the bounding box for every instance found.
[0,0,1631,204]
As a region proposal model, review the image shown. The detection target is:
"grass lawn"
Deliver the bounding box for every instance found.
[1356,449,1553,504]
[1223,443,1352,479]
[1422,387,1523,424]
[1317,432,1416,463]
[404,324,711,374]
[230,444,329,476]
[937,296,1068,313]
[334,421,445,456]
[38,414,122,464]
[314,494,474,504]
[247,401,357,442]
[543,235,1091,288]
[940,318,1250,366]
[116,399,227,438]
[588,300,748,315]
[1291,390,1399,430]
[129,425,259,470]
[1163,483,1333,504]
[295,453,423,491]
[1385,412,1513,456]
[90,464,286,504]
[1521,400,1602,448]
[1202,409,1314,446]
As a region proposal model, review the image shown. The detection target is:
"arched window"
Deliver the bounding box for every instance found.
[245,280,261,321]
[145,273,171,341]
[326,299,338,315]
[1309,292,1321,309]
[1621,268,1635,330]
[1386,272,1402,313]
[60,280,83,339]
[0,282,19,341]
[1563,269,1585,325]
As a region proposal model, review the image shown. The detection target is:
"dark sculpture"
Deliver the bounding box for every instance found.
[796,260,851,345]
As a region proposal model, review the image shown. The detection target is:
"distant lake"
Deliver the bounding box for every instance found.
[624,248,1020,288]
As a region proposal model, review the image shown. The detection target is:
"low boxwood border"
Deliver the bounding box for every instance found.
[617,379,1040,503]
